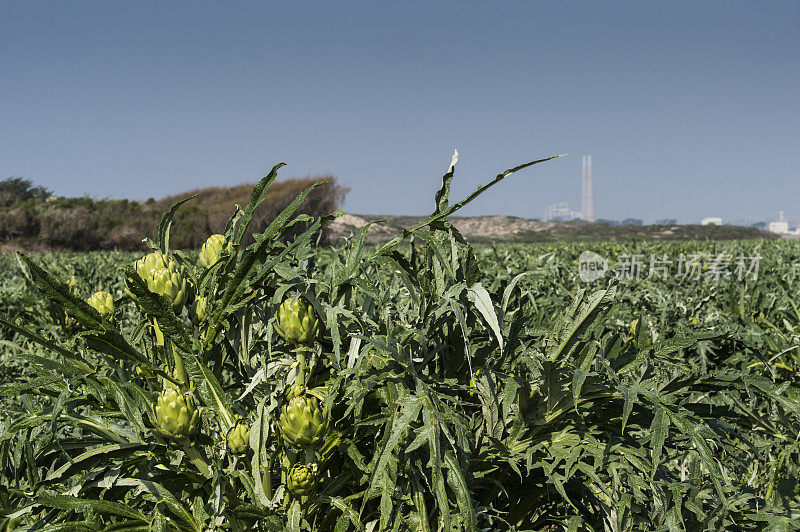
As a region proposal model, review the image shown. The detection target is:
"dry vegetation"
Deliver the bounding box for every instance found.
[0,176,346,252]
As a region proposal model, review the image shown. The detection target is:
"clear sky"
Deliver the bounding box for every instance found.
[2,1,798,223]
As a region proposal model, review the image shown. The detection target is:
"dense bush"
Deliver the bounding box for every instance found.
[0,176,346,251]
[0,177,50,208]
[163,176,347,249]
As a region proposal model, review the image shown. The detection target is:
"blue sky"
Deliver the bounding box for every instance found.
[2,1,798,223]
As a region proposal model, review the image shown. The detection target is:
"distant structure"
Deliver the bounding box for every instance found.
[542,155,595,222]
[544,202,582,221]
[701,217,722,226]
[769,211,790,234]
[581,155,595,222]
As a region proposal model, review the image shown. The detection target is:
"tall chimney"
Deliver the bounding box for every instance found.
[581,155,595,222]
[581,156,586,218]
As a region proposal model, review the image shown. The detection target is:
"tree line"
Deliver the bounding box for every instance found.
[0,176,347,251]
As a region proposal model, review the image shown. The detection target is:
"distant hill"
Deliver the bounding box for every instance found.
[0,174,778,253]
[327,214,778,243]
[0,176,346,253]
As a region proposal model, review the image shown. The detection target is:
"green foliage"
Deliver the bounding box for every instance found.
[0,177,346,251]
[0,155,799,531]
[0,176,50,207]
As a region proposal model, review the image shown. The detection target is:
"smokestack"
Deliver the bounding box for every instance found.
[581,156,586,220]
[581,156,586,218]
[581,155,595,222]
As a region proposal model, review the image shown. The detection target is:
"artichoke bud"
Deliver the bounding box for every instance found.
[275,296,319,345]
[137,252,170,280]
[87,291,114,321]
[190,296,209,325]
[279,394,328,449]
[154,386,200,440]
[147,267,188,310]
[198,234,231,269]
[226,419,251,455]
[286,382,306,400]
[126,252,172,300]
[287,463,318,496]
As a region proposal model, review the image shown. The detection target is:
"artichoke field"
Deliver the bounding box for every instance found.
[0,156,798,530]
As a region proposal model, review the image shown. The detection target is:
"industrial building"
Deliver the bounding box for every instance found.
[768,211,790,234]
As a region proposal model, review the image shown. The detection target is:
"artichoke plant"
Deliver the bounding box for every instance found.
[146,267,188,310]
[279,394,328,449]
[198,234,231,269]
[86,291,114,321]
[287,463,318,496]
[275,296,319,345]
[154,386,200,441]
[190,295,209,325]
[226,420,251,456]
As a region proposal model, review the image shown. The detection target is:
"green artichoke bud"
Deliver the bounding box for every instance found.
[275,296,319,345]
[226,420,251,455]
[286,382,306,401]
[279,394,328,449]
[87,291,114,321]
[147,267,188,310]
[126,252,175,300]
[135,252,170,282]
[287,463,318,496]
[155,386,200,440]
[190,296,209,325]
[198,234,231,269]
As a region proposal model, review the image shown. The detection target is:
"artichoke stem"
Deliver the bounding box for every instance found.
[262,459,273,500]
[295,350,307,388]
[183,443,211,478]
[303,448,315,465]
[240,311,250,358]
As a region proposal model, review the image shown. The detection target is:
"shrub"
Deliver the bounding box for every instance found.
[0,177,50,207]
[0,176,346,251]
